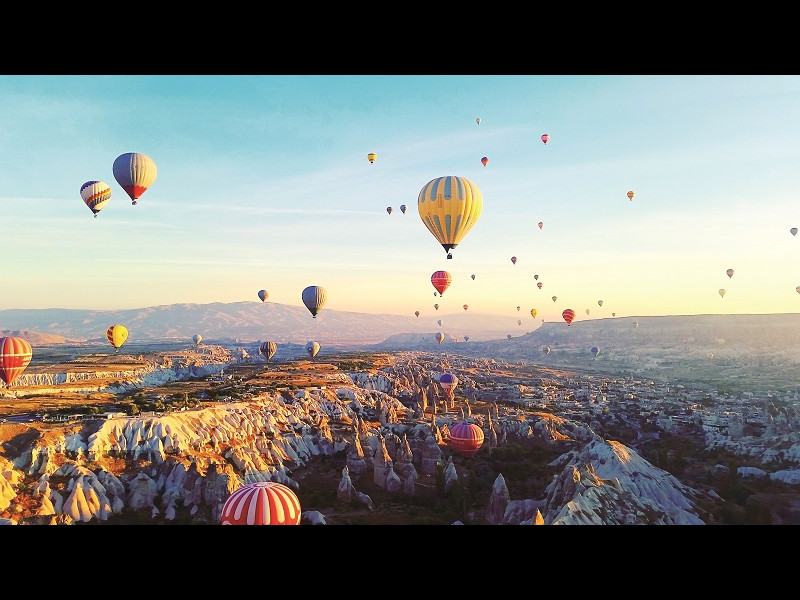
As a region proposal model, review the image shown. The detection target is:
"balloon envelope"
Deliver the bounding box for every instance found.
[400,204,407,214]
[481,156,489,167]
[434,303,439,310]
[0,336,32,386]
[726,268,734,278]
[552,296,557,302]
[220,481,301,525]
[439,372,459,395]
[463,304,468,311]
[302,286,327,318]
[544,346,551,355]
[475,117,481,124]
[562,308,575,325]
[471,274,476,280]
[306,340,320,358]
[257,290,268,302]
[448,422,484,458]
[541,133,550,145]
[106,325,128,349]
[112,152,157,205]
[791,227,798,236]
[531,308,537,318]
[415,310,420,317]
[386,206,393,214]
[627,190,635,201]
[418,176,483,259]
[431,270,452,295]
[80,180,111,217]
[192,334,202,345]
[591,346,600,357]
[537,281,543,289]
[719,289,726,298]
[538,221,543,229]
[367,152,376,164]
[511,256,517,265]
[435,332,445,344]
[260,341,278,361]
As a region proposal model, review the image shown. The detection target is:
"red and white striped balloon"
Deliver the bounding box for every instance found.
[220,481,301,525]
[448,422,484,458]
[0,337,33,387]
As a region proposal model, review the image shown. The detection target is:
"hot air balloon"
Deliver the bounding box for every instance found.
[437,319,443,327]
[302,286,327,318]
[719,289,726,298]
[112,152,157,206]
[517,319,522,326]
[511,256,517,265]
[538,282,543,289]
[531,308,538,318]
[791,227,798,236]
[463,304,469,311]
[552,296,557,302]
[387,206,393,214]
[367,152,377,164]
[544,346,551,355]
[400,204,407,214]
[541,133,550,145]
[415,310,420,317]
[260,341,278,361]
[591,346,600,357]
[80,180,112,218]
[464,335,470,342]
[797,286,800,294]
[434,303,439,311]
[220,481,301,525]
[475,117,481,125]
[634,321,639,328]
[435,332,445,344]
[562,308,575,325]
[726,268,734,278]
[585,309,590,315]
[192,334,202,346]
[507,334,512,339]
[471,274,476,280]
[448,422,484,458]
[257,290,268,302]
[439,372,459,396]
[431,270,452,296]
[306,340,320,358]
[481,156,489,167]
[106,324,128,352]
[0,337,32,387]
[538,221,543,230]
[612,312,616,317]
[418,175,483,259]
[627,190,635,201]
[516,306,521,311]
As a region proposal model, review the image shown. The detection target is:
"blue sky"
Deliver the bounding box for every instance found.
[1,74,799,325]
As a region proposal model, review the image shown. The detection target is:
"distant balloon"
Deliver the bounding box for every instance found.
[367,152,377,164]
[400,204,407,214]
[538,282,544,290]
[791,227,798,237]
[464,335,470,342]
[634,321,639,328]
[306,340,320,358]
[113,152,157,206]
[80,180,112,218]
[797,286,800,294]
[591,346,600,357]
[0,336,32,387]
[537,221,543,230]
[511,256,517,265]
[719,288,726,298]
[435,332,445,344]
[517,319,522,326]
[475,117,481,125]
[220,481,301,526]
[627,190,635,201]
[534,274,539,280]
[192,334,202,346]
[437,319,443,327]
[612,312,616,317]
[439,372,459,396]
[463,304,469,311]
[543,346,551,355]
[541,133,550,145]
[257,290,268,302]
[726,268,734,278]
[516,306,521,311]
[431,270,452,296]
[562,308,575,325]
[302,286,327,318]
[585,309,590,315]
[418,175,483,260]
[387,206,393,214]
[415,310,420,317]
[507,334,512,339]
[481,156,489,167]
[448,422,484,458]
[531,308,537,318]
[598,300,603,307]
[551,296,557,302]
[434,303,439,311]
[106,324,128,352]
[260,341,278,361]
[471,274,476,280]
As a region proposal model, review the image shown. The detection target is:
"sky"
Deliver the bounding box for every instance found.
[1,74,800,326]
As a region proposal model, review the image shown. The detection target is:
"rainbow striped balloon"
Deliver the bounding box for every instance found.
[220,481,301,526]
